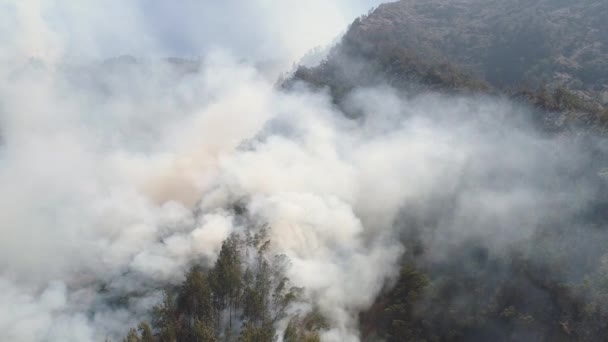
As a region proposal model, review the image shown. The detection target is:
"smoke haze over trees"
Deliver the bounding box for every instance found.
[1,1,608,342]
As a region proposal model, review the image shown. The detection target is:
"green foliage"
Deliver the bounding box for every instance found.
[152,290,179,342]
[288,38,489,111]
[382,265,430,342]
[124,328,141,342]
[358,226,608,342]
[178,266,214,326]
[283,309,328,342]
[554,87,600,113]
[123,231,299,342]
[210,233,243,324]
[239,321,277,342]
[193,319,217,342]
[120,323,154,342]
[513,85,607,131]
[138,322,154,342]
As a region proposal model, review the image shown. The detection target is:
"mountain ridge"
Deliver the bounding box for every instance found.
[289,0,608,132]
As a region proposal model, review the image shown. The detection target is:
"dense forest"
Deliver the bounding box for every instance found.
[288,4,608,342]
[288,1,608,341]
[288,0,608,132]
[120,229,326,342]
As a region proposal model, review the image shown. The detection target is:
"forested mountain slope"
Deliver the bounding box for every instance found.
[118,2,608,341]
[290,0,608,131]
[285,1,608,341]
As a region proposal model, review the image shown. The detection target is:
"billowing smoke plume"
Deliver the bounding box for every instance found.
[1,1,607,342]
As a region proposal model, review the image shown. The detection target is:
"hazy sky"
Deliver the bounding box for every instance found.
[1,0,387,65]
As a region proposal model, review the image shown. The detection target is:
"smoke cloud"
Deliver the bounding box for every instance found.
[1,1,607,342]
[0,0,386,71]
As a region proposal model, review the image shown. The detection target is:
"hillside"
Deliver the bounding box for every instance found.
[286,2,608,341]
[353,0,608,92]
[290,0,608,130]
[6,2,608,342]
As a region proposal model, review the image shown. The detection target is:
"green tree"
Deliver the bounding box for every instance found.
[178,266,215,329]
[152,289,179,342]
[210,234,243,329]
[283,310,327,342]
[123,232,301,342]
[124,328,141,342]
[138,322,154,342]
[193,319,217,342]
[270,256,301,323]
[239,321,276,342]
[242,235,275,326]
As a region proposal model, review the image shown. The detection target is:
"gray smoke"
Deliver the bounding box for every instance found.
[1,1,607,342]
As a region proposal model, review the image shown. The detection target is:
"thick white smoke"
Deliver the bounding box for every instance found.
[0,52,595,340]
[0,1,604,342]
[0,52,405,341]
[0,0,386,71]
